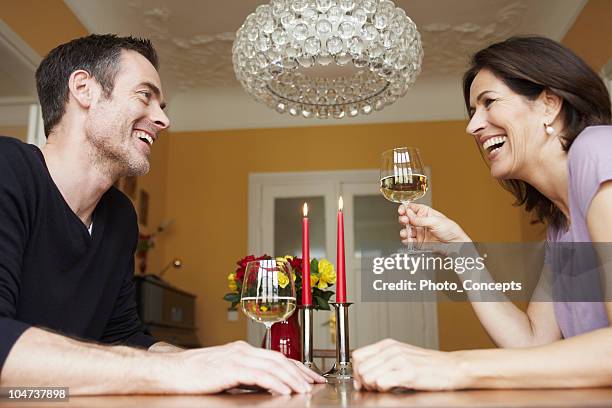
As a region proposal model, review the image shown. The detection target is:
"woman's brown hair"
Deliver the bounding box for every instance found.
[463,36,611,229]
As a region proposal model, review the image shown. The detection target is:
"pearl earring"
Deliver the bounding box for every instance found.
[545,124,555,135]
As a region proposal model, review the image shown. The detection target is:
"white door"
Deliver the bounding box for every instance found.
[248,170,438,353]
[342,173,438,350]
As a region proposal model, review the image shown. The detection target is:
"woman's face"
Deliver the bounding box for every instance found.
[466,69,549,180]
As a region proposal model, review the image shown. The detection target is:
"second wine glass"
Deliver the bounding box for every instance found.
[240,258,297,350]
[380,146,429,251]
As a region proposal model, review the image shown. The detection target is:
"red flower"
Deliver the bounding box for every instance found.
[288,256,302,273]
[235,254,270,284]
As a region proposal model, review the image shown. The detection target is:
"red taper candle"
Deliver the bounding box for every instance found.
[301,203,312,306]
[336,196,346,303]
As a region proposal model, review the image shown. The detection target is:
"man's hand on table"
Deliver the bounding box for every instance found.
[352,338,469,392]
[166,341,325,395]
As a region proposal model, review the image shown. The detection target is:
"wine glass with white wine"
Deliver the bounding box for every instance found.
[380,147,429,252]
[241,258,297,350]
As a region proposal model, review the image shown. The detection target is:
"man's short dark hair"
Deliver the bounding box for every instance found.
[35,34,159,137]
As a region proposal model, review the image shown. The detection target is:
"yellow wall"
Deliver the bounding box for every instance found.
[0,0,87,57]
[160,121,526,348]
[562,0,612,71]
[0,126,27,142]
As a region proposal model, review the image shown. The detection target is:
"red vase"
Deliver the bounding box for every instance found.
[262,312,302,360]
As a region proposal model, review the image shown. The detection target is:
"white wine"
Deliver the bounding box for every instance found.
[380,174,428,203]
[241,297,297,324]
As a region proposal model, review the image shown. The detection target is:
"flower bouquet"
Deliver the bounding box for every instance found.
[224,254,337,310]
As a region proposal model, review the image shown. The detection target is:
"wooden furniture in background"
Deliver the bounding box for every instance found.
[134,275,200,348]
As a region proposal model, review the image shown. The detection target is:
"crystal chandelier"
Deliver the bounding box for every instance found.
[232,0,423,119]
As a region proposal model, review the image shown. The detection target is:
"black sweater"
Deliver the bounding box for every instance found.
[0,136,156,372]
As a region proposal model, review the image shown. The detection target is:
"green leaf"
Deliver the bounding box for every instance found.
[314,295,330,310]
[312,286,334,301]
[310,259,319,274]
[223,293,240,302]
[230,301,239,310]
[321,290,335,301]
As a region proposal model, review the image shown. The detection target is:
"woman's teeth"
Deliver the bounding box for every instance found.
[483,136,507,154]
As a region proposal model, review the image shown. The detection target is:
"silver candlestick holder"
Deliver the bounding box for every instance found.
[300,305,323,375]
[324,302,353,382]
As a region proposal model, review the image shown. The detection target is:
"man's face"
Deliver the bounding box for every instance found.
[85,50,169,178]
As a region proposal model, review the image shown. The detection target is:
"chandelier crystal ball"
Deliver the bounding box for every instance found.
[232,0,423,119]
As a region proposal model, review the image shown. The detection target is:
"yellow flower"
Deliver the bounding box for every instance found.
[278,272,289,289]
[310,274,319,288]
[275,255,293,264]
[227,273,237,292]
[317,279,328,290]
[275,257,293,274]
[260,305,269,312]
[318,259,336,285]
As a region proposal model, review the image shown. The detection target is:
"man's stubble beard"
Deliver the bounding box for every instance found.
[87,138,150,179]
[85,102,150,180]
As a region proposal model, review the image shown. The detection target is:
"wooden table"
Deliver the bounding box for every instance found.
[8,383,612,407]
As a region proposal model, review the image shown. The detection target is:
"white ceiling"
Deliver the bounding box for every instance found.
[0,0,587,130]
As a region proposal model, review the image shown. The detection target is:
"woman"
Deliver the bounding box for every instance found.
[353,36,612,391]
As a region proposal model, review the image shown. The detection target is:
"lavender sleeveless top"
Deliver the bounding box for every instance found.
[547,126,612,338]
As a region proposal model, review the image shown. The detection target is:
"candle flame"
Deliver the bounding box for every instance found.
[338,196,343,211]
[303,202,308,217]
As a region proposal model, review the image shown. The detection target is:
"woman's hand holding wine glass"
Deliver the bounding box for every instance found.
[398,203,471,246]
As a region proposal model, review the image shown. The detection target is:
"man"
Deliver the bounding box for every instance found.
[0,34,323,395]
